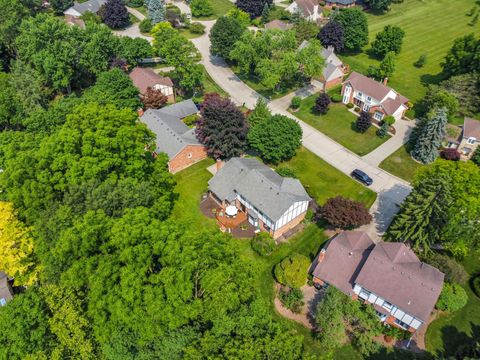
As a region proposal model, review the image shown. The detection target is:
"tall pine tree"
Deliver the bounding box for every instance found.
[145,0,165,24]
[411,107,448,164]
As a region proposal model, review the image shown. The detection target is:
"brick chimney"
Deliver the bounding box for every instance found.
[137,108,144,117]
[216,159,224,172]
[383,77,388,86]
[318,248,326,262]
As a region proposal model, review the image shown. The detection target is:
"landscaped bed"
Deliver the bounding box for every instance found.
[379,144,425,182]
[291,95,391,156]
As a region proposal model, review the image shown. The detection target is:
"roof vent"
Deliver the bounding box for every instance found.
[407,300,411,305]
[349,252,353,257]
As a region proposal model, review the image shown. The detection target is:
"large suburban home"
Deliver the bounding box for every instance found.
[324,0,356,8]
[64,0,106,18]
[446,117,480,159]
[208,158,311,239]
[140,99,207,173]
[0,272,14,307]
[129,67,175,103]
[311,231,444,333]
[342,71,409,122]
[286,0,323,22]
[299,41,347,90]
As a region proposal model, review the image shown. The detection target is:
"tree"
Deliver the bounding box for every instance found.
[278,288,304,313]
[371,25,405,58]
[423,85,459,119]
[411,108,448,164]
[472,147,480,167]
[427,253,468,285]
[296,39,325,79]
[274,254,310,288]
[190,0,213,17]
[210,16,245,60]
[50,0,73,14]
[101,0,130,29]
[331,8,368,52]
[139,18,153,33]
[313,92,330,114]
[315,287,347,350]
[115,36,153,66]
[356,111,372,133]
[0,202,37,286]
[378,51,396,78]
[414,53,427,68]
[0,0,30,57]
[261,3,269,23]
[376,121,389,138]
[251,232,275,256]
[442,34,480,77]
[145,0,166,24]
[318,20,344,52]
[321,196,372,229]
[293,19,319,43]
[142,87,168,109]
[248,98,271,128]
[440,148,460,161]
[235,0,272,18]
[226,8,251,28]
[440,73,480,116]
[248,114,302,164]
[195,93,248,158]
[436,283,468,312]
[365,0,392,13]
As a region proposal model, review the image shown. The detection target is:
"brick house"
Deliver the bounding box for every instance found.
[140,99,207,173]
[310,231,444,333]
[286,0,323,22]
[0,272,13,307]
[299,41,348,90]
[208,158,311,239]
[445,117,480,159]
[342,71,409,122]
[129,67,175,103]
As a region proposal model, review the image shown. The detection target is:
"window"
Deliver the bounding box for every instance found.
[382,301,393,311]
[187,152,192,159]
[0,298,6,306]
[374,112,383,121]
[367,96,371,101]
[363,104,370,111]
[394,318,409,330]
[357,92,363,97]
[467,137,476,145]
[359,289,370,300]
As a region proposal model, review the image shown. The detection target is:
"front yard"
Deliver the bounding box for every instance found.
[291,96,390,156]
[379,144,425,182]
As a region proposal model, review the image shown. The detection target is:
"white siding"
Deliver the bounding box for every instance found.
[153,84,173,97]
[274,201,308,230]
[368,293,377,303]
[375,297,384,306]
[410,319,422,329]
[353,284,362,294]
[393,308,405,320]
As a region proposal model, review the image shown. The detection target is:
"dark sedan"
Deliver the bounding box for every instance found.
[351,169,373,186]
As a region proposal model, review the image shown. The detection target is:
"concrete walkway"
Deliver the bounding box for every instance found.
[114,7,153,43]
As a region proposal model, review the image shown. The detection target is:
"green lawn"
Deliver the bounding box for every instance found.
[341,0,478,107]
[132,5,147,16]
[178,27,203,39]
[192,0,234,20]
[201,65,227,97]
[379,144,424,182]
[292,96,390,156]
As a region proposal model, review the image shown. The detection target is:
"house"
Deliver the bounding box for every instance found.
[129,67,175,103]
[140,99,207,173]
[207,158,311,239]
[64,0,106,18]
[0,272,14,306]
[446,117,480,159]
[299,41,347,90]
[324,0,356,8]
[311,231,444,333]
[264,19,294,31]
[342,71,409,122]
[286,0,323,22]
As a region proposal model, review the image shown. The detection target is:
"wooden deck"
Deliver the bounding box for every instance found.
[216,210,247,229]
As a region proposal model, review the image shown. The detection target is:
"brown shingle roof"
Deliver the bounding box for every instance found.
[345,71,407,103]
[355,242,444,322]
[295,0,320,16]
[311,231,375,295]
[129,67,174,95]
[264,20,293,30]
[463,117,480,139]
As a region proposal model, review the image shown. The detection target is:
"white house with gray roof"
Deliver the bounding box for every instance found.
[140,100,207,173]
[208,158,311,239]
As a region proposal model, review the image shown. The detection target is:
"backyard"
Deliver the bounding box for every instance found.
[379,144,425,182]
[192,0,233,20]
[341,0,478,108]
[292,95,390,156]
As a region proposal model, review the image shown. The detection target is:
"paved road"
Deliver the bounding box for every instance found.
[114,7,153,43]
[191,21,412,237]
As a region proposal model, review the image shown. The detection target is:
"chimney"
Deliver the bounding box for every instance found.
[327,45,334,52]
[137,108,144,117]
[318,248,326,262]
[383,77,388,86]
[216,158,224,172]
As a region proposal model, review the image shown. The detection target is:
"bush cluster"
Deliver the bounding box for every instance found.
[251,232,275,256]
[321,196,372,229]
[278,287,304,313]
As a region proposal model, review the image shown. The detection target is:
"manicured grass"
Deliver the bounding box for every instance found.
[292,95,390,156]
[128,13,140,24]
[278,147,377,208]
[340,0,478,106]
[178,27,204,39]
[379,144,424,182]
[132,5,147,16]
[192,0,234,20]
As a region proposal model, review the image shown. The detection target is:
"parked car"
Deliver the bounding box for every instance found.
[351,169,373,186]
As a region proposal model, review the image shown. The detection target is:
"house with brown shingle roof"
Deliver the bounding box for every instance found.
[311,231,444,333]
[286,0,323,22]
[129,67,175,103]
[264,19,294,31]
[341,71,409,121]
[458,117,480,158]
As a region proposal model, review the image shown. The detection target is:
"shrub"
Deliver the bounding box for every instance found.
[330,93,342,103]
[142,87,168,109]
[303,208,315,224]
[472,276,480,298]
[183,114,199,127]
[276,166,297,178]
[274,254,310,288]
[354,106,360,112]
[472,147,480,166]
[356,111,372,133]
[427,253,468,285]
[278,287,304,313]
[441,148,461,161]
[383,326,411,340]
[436,283,468,312]
[383,115,395,125]
[414,53,427,68]
[139,18,153,33]
[376,122,389,138]
[321,196,372,229]
[189,22,206,34]
[251,232,275,256]
[313,93,331,114]
[291,96,302,109]
[190,0,213,17]
[346,103,354,109]
[127,0,143,6]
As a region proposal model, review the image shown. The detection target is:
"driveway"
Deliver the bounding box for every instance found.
[114,7,153,43]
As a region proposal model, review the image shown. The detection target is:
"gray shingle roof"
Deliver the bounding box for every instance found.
[68,0,106,15]
[140,100,200,159]
[208,158,311,221]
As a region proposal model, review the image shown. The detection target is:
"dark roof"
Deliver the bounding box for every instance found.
[355,242,444,322]
[0,272,13,303]
[311,232,375,295]
[140,100,200,159]
[67,0,106,15]
[208,158,311,221]
[463,117,480,139]
[129,67,174,95]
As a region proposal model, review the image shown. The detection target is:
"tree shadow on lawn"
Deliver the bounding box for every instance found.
[437,323,480,358]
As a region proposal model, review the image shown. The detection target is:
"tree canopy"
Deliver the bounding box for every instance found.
[331,8,368,51]
[371,25,405,58]
[210,16,246,60]
[442,34,480,77]
[318,20,345,52]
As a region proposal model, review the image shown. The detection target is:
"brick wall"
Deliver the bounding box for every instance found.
[168,144,207,174]
[324,77,343,90]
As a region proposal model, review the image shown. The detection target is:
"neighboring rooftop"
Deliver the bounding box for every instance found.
[345,71,408,104]
[326,0,355,4]
[298,41,345,82]
[463,117,480,139]
[208,158,311,222]
[65,0,107,15]
[140,99,199,159]
[295,0,321,17]
[129,67,174,95]
[264,19,293,30]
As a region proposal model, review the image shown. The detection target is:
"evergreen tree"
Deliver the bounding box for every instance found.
[248,98,271,128]
[411,107,448,164]
[145,0,166,24]
[376,121,389,138]
[261,3,269,23]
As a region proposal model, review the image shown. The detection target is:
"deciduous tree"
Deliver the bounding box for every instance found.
[210,16,245,60]
[318,20,344,52]
[248,97,271,128]
[50,0,73,14]
[371,25,405,58]
[356,111,372,133]
[365,0,391,13]
[442,34,480,77]
[142,87,168,109]
[274,254,310,288]
[235,0,272,18]
[313,92,330,114]
[436,283,468,312]
[331,8,368,51]
[321,196,372,229]
[101,0,130,29]
[190,0,213,17]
